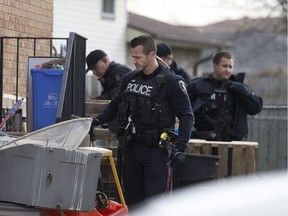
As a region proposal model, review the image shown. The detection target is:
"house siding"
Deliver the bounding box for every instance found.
[53,0,128,64]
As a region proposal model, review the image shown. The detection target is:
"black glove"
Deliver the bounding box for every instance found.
[89,118,100,141]
[168,143,186,169]
[168,151,186,170]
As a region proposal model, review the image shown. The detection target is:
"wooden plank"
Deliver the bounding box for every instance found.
[217,144,228,178]
[187,143,201,154]
[232,145,245,176]
[201,143,212,155]
[246,146,257,174]
[85,99,110,116]
[189,139,258,147]
[186,142,194,153]
[40,57,65,69]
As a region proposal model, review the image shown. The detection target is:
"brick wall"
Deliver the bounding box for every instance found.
[0,0,53,96]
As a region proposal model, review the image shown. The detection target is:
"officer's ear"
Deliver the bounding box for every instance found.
[101,56,108,63]
[149,50,156,58]
[213,63,217,71]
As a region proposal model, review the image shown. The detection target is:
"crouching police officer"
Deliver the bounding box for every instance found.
[90,35,194,208]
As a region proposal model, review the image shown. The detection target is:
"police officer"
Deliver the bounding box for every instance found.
[157,43,191,84]
[91,35,194,207]
[187,50,263,141]
[86,49,132,100]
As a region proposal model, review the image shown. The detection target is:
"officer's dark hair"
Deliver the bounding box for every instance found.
[213,51,234,64]
[130,35,157,55]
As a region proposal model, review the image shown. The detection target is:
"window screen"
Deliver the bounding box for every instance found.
[102,0,115,19]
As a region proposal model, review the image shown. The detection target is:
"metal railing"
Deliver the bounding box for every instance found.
[0,33,87,132]
[0,36,68,122]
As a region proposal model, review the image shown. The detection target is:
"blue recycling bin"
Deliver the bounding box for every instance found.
[31,69,64,131]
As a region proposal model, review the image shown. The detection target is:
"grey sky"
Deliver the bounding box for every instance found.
[127,0,278,26]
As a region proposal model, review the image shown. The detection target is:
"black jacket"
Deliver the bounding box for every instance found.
[170,60,191,84]
[96,61,132,100]
[187,73,263,139]
[97,64,194,149]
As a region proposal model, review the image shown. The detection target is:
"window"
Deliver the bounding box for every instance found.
[102,0,115,20]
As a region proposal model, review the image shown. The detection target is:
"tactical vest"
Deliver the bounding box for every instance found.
[194,89,234,140]
[118,71,175,133]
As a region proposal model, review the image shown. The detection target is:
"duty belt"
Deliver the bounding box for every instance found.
[126,129,161,147]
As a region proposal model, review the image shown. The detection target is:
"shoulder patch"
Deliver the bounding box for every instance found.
[178,80,187,94]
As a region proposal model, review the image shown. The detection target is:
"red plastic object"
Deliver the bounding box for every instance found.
[99,201,128,216]
[48,208,101,216]
[48,202,128,216]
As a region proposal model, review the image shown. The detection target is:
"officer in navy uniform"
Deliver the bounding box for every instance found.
[91,35,194,207]
[86,49,132,100]
[187,50,263,141]
[157,43,191,84]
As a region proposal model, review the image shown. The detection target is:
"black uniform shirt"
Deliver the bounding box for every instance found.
[187,73,263,138]
[96,61,132,100]
[97,64,194,148]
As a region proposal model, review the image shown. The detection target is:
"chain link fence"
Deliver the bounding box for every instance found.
[247,105,287,172]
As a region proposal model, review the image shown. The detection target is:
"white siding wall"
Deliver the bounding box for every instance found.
[53,0,128,64]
